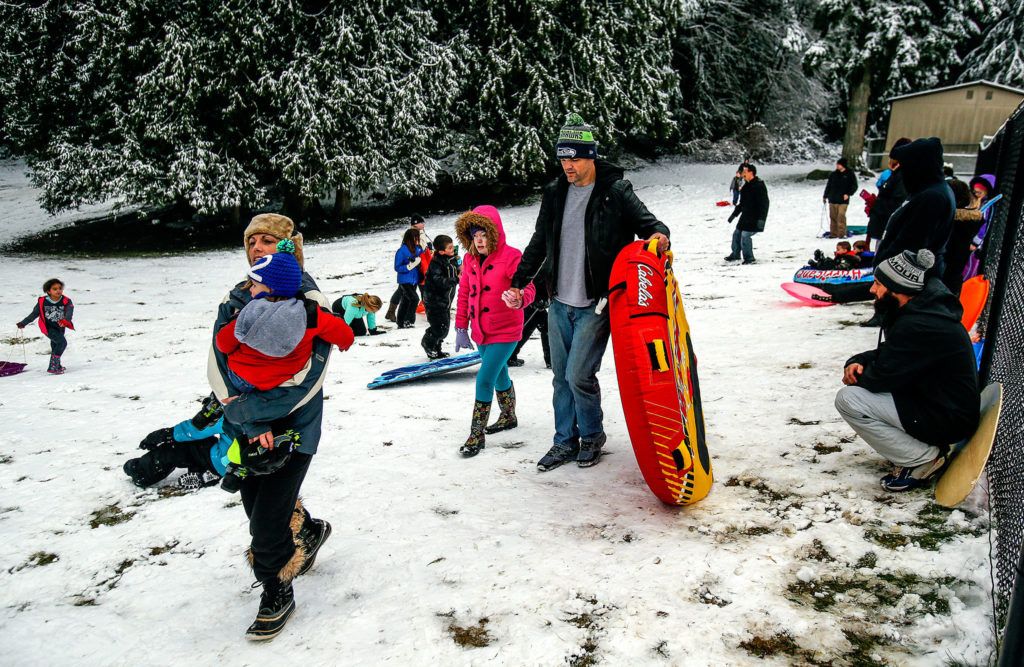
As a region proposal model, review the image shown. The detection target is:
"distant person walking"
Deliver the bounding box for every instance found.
[725,163,769,265]
[385,214,428,322]
[823,157,858,238]
[17,278,74,374]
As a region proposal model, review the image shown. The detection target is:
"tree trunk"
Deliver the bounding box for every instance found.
[333,187,352,223]
[282,187,309,223]
[842,62,872,171]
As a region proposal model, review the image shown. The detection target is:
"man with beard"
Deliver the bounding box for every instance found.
[835,249,979,492]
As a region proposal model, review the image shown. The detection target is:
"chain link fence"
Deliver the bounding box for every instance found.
[974,100,1024,661]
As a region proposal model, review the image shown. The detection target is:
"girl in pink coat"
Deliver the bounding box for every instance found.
[454,205,535,456]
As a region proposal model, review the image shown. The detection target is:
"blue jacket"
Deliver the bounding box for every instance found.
[394,245,423,285]
[172,417,229,476]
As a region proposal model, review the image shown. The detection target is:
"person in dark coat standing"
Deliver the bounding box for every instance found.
[866,138,911,248]
[823,157,859,238]
[725,163,769,264]
[836,248,979,492]
[504,113,670,471]
[863,137,955,327]
[420,234,460,359]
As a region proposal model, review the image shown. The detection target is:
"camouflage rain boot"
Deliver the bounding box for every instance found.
[459,400,491,457]
[485,383,517,434]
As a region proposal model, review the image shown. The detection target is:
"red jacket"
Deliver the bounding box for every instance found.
[455,205,535,345]
[216,304,354,391]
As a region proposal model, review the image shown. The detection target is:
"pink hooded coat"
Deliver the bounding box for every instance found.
[455,205,536,345]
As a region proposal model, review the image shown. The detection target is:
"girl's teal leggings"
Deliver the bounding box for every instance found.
[475,342,517,402]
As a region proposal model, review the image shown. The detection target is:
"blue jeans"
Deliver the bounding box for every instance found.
[548,300,611,446]
[475,342,516,402]
[731,227,757,261]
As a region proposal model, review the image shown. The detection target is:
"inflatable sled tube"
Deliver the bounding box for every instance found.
[606,240,712,506]
[781,282,836,307]
[793,266,874,303]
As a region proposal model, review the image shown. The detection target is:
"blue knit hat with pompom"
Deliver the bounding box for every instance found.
[247,240,302,297]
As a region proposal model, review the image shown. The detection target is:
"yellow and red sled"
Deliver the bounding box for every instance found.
[605,240,713,506]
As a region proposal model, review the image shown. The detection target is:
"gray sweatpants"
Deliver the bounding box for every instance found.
[834,386,940,467]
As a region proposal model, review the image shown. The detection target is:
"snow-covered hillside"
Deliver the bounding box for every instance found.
[0,162,993,665]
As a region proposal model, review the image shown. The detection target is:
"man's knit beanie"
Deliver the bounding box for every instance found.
[556,113,598,160]
[243,213,305,268]
[247,240,302,297]
[875,248,935,294]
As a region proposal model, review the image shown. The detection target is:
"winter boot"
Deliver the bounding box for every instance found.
[537,442,580,472]
[47,354,64,374]
[177,470,221,491]
[385,302,398,322]
[577,432,607,468]
[506,356,524,367]
[297,518,332,577]
[459,400,491,457]
[485,383,518,434]
[123,448,176,487]
[245,578,296,641]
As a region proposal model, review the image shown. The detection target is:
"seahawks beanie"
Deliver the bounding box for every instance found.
[247,240,302,297]
[875,248,935,294]
[556,113,598,160]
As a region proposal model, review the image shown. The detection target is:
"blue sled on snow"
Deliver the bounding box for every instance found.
[367,351,482,389]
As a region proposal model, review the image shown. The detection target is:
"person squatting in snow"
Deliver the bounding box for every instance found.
[420,234,460,360]
[505,113,670,472]
[835,248,980,493]
[453,206,535,457]
[331,293,386,336]
[207,213,342,641]
[17,277,74,374]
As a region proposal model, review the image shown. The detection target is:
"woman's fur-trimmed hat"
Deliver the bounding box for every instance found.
[243,213,305,268]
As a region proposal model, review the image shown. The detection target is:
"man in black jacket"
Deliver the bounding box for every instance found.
[866,138,911,248]
[505,113,669,471]
[835,248,979,492]
[725,163,769,264]
[823,157,858,238]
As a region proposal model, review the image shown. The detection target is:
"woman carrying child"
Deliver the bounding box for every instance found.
[453,205,535,457]
[17,278,74,374]
[393,228,423,329]
[207,214,339,641]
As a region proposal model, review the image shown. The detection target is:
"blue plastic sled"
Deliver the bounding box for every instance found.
[367,351,482,389]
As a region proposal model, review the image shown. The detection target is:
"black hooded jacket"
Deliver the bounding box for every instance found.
[512,159,670,300]
[846,277,979,446]
[874,138,955,275]
[729,177,769,232]
[867,167,908,238]
[823,168,857,204]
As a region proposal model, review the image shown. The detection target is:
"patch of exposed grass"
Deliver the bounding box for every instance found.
[89,504,135,529]
[805,539,836,562]
[446,617,491,648]
[149,541,179,556]
[788,569,965,617]
[724,476,792,503]
[854,552,878,569]
[0,454,12,464]
[789,417,822,426]
[866,504,984,552]
[814,443,842,455]
[739,632,800,658]
[742,526,773,536]
[432,506,459,518]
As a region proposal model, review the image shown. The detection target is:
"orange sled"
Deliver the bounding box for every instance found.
[605,240,713,505]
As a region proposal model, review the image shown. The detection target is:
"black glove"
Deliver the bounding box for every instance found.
[728,211,737,222]
[191,392,224,430]
[139,427,175,450]
[369,327,386,335]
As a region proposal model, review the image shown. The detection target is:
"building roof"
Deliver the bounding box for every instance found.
[887,80,1024,103]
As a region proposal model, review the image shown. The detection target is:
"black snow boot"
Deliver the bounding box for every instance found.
[537,442,580,472]
[123,448,176,488]
[297,518,332,577]
[459,400,491,457]
[485,383,518,434]
[245,578,296,641]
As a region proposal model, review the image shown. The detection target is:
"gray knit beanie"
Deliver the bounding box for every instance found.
[875,249,936,294]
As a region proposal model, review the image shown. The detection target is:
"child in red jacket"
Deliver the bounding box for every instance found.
[17,278,74,374]
[453,205,535,457]
[216,242,354,394]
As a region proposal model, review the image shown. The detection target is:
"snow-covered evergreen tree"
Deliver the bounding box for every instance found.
[959,0,1024,87]
[804,0,981,166]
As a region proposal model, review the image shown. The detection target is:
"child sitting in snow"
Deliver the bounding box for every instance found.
[17,278,74,374]
[214,241,354,488]
[808,241,864,271]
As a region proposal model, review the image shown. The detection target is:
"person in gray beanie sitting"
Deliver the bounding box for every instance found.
[835,248,979,492]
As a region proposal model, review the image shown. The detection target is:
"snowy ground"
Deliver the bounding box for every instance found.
[0,161,994,665]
